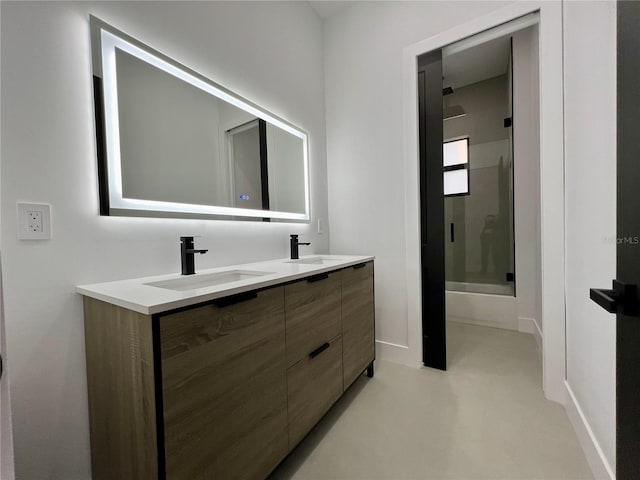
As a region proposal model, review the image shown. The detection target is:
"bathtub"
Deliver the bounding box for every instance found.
[445,281,518,331]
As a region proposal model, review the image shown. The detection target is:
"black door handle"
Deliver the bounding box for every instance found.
[450,223,454,242]
[590,288,618,313]
[590,280,637,315]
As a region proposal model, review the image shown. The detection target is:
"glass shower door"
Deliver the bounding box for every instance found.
[443,66,515,297]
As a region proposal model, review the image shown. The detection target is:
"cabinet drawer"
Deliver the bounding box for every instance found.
[284,271,341,367]
[159,287,288,480]
[287,335,343,449]
[342,262,375,388]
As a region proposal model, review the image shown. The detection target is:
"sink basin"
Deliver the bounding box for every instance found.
[287,257,343,265]
[144,270,273,291]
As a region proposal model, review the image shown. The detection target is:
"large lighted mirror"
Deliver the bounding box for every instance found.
[90,17,310,221]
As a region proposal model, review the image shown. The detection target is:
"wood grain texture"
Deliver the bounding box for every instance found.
[342,262,376,389]
[287,336,344,449]
[284,272,342,367]
[159,286,288,480]
[83,297,158,480]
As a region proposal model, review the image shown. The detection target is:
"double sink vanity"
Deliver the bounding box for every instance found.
[84,16,373,480]
[78,253,375,480]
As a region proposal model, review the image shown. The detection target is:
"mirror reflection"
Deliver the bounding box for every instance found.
[91,17,309,221]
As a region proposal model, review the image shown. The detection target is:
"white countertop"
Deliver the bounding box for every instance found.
[77,255,374,315]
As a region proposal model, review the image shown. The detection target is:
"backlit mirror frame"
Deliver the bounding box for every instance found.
[90,16,311,222]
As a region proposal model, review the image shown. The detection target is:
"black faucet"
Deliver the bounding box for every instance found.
[290,234,310,260]
[180,236,208,275]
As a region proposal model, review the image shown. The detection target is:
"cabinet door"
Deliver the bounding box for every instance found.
[287,336,343,448]
[83,298,158,480]
[342,262,375,388]
[284,271,342,367]
[159,287,287,480]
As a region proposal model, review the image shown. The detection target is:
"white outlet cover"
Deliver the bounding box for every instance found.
[17,202,52,240]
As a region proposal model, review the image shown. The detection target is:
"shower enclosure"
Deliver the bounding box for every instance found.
[443,44,515,297]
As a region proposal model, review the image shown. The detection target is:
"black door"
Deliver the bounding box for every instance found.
[589,2,640,477]
[417,50,446,370]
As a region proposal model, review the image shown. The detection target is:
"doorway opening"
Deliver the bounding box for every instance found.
[418,14,542,371]
[226,118,270,211]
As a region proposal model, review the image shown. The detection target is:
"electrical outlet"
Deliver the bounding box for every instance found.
[17,203,51,240]
[317,218,324,235]
[27,211,43,233]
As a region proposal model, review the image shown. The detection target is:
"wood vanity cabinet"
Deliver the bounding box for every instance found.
[84,288,288,480]
[342,262,376,388]
[82,261,375,480]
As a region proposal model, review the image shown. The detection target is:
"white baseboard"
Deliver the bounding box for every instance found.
[518,316,542,354]
[564,381,615,480]
[375,339,412,366]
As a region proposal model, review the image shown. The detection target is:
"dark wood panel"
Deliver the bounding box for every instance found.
[83,297,158,480]
[284,271,342,367]
[342,262,375,388]
[287,336,343,449]
[159,287,288,480]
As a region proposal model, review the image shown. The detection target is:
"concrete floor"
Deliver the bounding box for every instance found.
[269,322,593,480]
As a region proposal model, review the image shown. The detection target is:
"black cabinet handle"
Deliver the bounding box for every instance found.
[307,273,329,283]
[213,291,257,308]
[309,342,330,359]
[353,263,367,270]
[450,223,455,243]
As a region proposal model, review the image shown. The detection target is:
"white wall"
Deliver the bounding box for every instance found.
[563,1,617,475]
[0,2,326,478]
[513,25,542,337]
[324,0,512,348]
[0,4,16,477]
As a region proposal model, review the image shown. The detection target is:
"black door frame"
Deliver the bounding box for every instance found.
[615,2,640,475]
[417,50,446,370]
